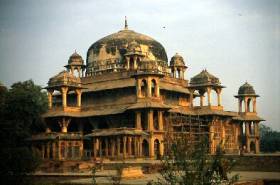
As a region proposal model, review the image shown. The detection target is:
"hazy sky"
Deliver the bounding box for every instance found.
[0,0,279,130]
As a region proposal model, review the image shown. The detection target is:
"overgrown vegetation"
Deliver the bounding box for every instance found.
[260,124,280,153]
[154,136,239,185]
[0,80,48,185]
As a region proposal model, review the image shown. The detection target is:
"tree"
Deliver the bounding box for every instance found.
[154,136,238,185]
[260,124,280,153]
[0,80,48,185]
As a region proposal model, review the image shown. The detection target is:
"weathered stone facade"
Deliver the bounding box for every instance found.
[32,21,264,161]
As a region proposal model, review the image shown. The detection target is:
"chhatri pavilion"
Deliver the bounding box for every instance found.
[32,19,264,161]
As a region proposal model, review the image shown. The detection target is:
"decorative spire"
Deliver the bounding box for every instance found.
[124,16,128,30]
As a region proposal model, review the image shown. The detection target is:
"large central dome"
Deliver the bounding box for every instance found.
[86,26,168,74]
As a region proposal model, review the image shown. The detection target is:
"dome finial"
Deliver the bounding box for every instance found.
[124,16,128,30]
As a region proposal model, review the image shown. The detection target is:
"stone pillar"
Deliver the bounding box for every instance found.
[46,143,50,159]
[136,111,142,129]
[117,137,121,158]
[126,57,129,70]
[156,80,160,97]
[149,138,154,158]
[105,138,109,157]
[58,141,61,160]
[189,90,194,108]
[159,141,164,157]
[216,88,222,106]
[52,142,56,159]
[99,139,103,158]
[79,141,83,159]
[148,110,154,131]
[123,136,127,159]
[244,98,248,113]
[93,138,97,158]
[139,137,143,157]
[239,99,242,113]
[137,79,141,98]
[128,137,132,157]
[253,98,257,113]
[133,56,137,69]
[111,139,116,158]
[209,125,215,154]
[200,95,204,107]
[47,90,54,109]
[134,137,138,157]
[207,87,211,106]
[255,122,259,136]
[76,89,82,107]
[158,111,163,131]
[61,87,68,108]
[255,139,260,154]
[147,77,152,97]
[222,124,225,146]
[138,137,141,157]
[245,122,250,137]
[245,122,250,152]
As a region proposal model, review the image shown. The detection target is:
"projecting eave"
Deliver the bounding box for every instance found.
[232,115,265,121]
[85,128,149,137]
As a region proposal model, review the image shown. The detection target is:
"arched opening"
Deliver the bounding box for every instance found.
[142,139,149,157]
[154,139,160,159]
[210,90,217,106]
[247,98,252,112]
[67,142,72,159]
[250,141,256,153]
[141,79,147,97]
[101,139,106,157]
[240,99,244,112]
[176,69,180,78]
[73,68,80,77]
[129,57,134,70]
[151,79,156,97]
[141,111,148,130]
[171,69,175,77]
[153,111,159,130]
[250,122,255,135]
[193,90,200,106]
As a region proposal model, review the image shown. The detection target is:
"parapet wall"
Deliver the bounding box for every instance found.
[231,155,280,172]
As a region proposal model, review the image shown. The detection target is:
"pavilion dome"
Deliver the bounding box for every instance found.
[170,53,185,67]
[190,69,221,86]
[238,82,256,95]
[47,70,81,88]
[68,51,84,66]
[86,25,168,71]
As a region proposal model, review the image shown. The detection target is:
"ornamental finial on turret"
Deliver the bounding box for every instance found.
[125,16,128,30]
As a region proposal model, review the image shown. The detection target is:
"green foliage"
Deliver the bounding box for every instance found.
[154,137,239,185]
[260,124,280,152]
[0,80,48,185]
